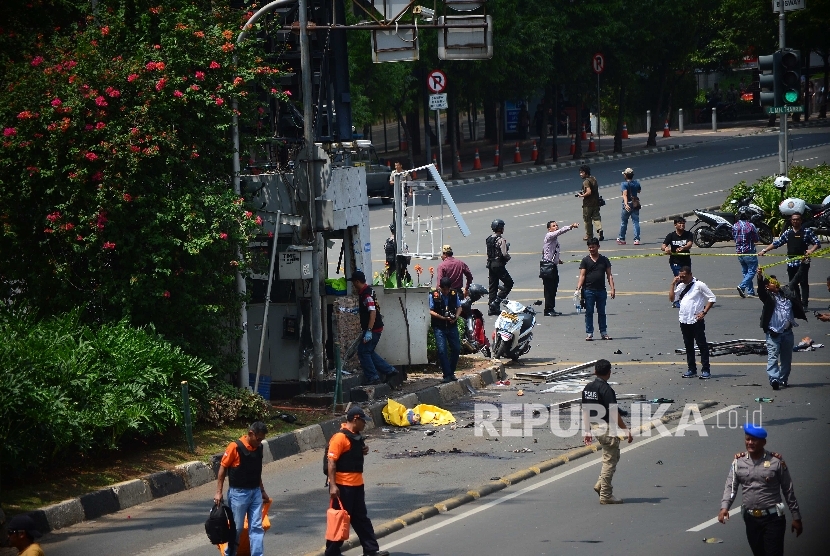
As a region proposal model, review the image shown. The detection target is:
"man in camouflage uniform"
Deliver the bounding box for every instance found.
[718,424,803,555]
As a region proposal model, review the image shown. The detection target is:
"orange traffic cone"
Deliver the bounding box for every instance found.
[456,151,463,173]
[663,120,671,137]
[587,133,596,152]
[513,142,522,163]
[411,170,417,179]
[493,147,500,166]
[400,136,408,151]
[432,153,438,168]
[386,160,391,169]
[581,123,587,140]
[569,135,575,155]
[472,148,482,170]
[622,122,629,139]
[531,140,538,161]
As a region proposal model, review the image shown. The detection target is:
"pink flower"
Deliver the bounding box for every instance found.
[255,216,263,225]
[195,71,205,80]
[219,232,228,240]
[130,127,139,135]
[44,228,54,234]
[101,26,109,36]
[209,61,220,69]
[106,87,120,98]
[145,61,157,71]
[163,290,171,298]
[85,152,98,161]
[215,97,224,106]
[190,84,200,91]
[31,56,44,66]
[95,96,108,107]
[84,124,94,131]
[270,88,277,94]
[102,241,116,250]
[284,90,292,96]
[3,128,16,136]
[64,60,77,69]
[156,61,165,70]
[233,77,243,86]
[127,73,139,82]
[268,231,274,238]
[96,212,108,230]
[91,171,103,181]
[122,193,133,202]
[173,90,183,97]
[244,211,253,218]
[96,121,105,130]
[51,98,62,107]
[62,222,75,231]
[153,44,161,50]
[76,235,84,241]
[46,211,61,222]
[155,78,167,91]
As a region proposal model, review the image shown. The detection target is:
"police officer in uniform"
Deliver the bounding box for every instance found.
[429,277,463,382]
[760,213,821,308]
[350,271,397,385]
[718,424,803,555]
[486,219,513,315]
[582,359,633,505]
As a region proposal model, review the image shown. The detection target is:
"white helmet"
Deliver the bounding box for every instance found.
[773,176,792,191]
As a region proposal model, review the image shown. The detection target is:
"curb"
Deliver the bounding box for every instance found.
[20,361,506,533]
[302,399,719,556]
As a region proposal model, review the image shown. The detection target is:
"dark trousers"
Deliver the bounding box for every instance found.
[680,320,709,372]
[325,485,379,556]
[787,263,810,308]
[743,512,786,556]
[488,265,513,305]
[542,265,560,312]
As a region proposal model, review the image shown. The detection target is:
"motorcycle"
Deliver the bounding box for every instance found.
[459,283,491,357]
[690,196,772,248]
[780,196,830,236]
[491,299,542,361]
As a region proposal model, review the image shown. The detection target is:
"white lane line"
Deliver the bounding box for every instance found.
[734,168,758,175]
[382,405,740,550]
[733,147,750,151]
[687,506,742,532]
[674,156,697,161]
[475,190,504,196]
[527,224,547,228]
[549,178,570,183]
[666,181,694,189]
[693,189,724,197]
[133,532,208,556]
[797,156,818,162]
[514,210,547,217]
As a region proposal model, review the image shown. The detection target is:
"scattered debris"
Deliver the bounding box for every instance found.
[613,349,623,354]
[512,447,533,453]
[649,398,674,403]
[532,409,541,417]
[702,538,723,544]
[424,430,436,436]
[517,389,524,396]
[278,413,297,424]
[656,460,663,465]
[462,422,475,428]
[755,397,773,403]
[495,380,511,386]
[676,339,766,357]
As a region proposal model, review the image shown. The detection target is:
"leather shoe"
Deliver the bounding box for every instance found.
[544,311,561,317]
[600,496,623,505]
[771,380,780,391]
[363,551,390,556]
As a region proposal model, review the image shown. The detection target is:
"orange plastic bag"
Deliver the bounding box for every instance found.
[326,497,351,542]
[217,499,271,556]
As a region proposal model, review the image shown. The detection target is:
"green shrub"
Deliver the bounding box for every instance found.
[197,382,270,427]
[0,308,214,477]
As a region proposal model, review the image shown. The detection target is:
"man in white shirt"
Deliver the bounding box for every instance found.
[669,266,716,379]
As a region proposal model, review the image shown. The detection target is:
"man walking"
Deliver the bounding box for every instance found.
[617,168,641,245]
[576,237,615,341]
[759,213,820,308]
[582,359,633,505]
[350,271,397,385]
[214,422,271,556]
[670,266,715,379]
[756,268,807,390]
[485,219,513,315]
[326,407,389,556]
[662,217,694,308]
[429,277,463,382]
[576,165,603,241]
[541,220,578,316]
[718,424,803,554]
[734,207,760,297]
[436,244,473,298]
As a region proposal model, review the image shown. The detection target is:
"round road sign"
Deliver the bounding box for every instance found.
[592,53,605,75]
[427,69,448,94]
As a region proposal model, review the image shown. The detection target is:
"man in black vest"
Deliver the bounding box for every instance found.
[350,270,398,385]
[326,407,389,556]
[214,422,270,556]
[759,213,821,308]
[429,277,463,382]
[486,219,513,315]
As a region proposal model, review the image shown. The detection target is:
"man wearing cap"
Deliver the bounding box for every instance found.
[718,424,803,555]
[6,514,45,556]
[429,277,463,383]
[617,168,641,245]
[325,407,389,556]
[756,267,808,390]
[436,245,473,299]
[350,271,397,385]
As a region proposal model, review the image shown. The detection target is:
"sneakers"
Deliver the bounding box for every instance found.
[672,301,680,309]
[600,496,623,505]
[771,380,780,391]
[699,371,711,379]
[682,370,697,378]
[616,238,626,245]
[633,240,641,245]
[544,310,562,317]
[363,551,390,556]
[737,286,746,298]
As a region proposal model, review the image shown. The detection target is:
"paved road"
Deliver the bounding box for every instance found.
[40,123,830,556]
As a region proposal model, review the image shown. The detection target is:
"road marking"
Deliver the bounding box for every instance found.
[382,405,740,550]
[693,189,724,196]
[475,190,504,196]
[514,210,547,217]
[666,181,694,189]
[133,532,207,556]
[674,156,697,161]
[734,168,758,175]
[549,178,570,183]
[733,147,750,151]
[687,506,742,532]
[797,156,818,162]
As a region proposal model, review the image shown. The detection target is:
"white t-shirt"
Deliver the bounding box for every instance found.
[674,280,716,324]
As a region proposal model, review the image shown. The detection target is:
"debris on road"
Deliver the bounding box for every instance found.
[755,397,773,403]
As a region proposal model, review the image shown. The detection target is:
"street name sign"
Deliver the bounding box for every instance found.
[772,0,805,12]
[765,105,804,114]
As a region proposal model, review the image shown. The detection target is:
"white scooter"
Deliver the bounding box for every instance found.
[491,299,542,361]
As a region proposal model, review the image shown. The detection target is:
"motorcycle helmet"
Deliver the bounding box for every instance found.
[773,176,792,191]
[389,221,395,233]
[491,219,505,232]
[736,206,752,220]
[467,283,488,303]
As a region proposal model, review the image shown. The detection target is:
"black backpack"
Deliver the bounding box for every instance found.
[205,502,236,546]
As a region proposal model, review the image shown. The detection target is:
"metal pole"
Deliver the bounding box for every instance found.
[779,9,788,176]
[394,172,403,287]
[596,73,601,153]
[712,107,717,132]
[181,381,195,453]
[436,110,444,176]
[254,211,281,395]
[679,108,684,133]
[646,110,651,135]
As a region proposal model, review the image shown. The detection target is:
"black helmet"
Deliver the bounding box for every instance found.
[491,219,505,232]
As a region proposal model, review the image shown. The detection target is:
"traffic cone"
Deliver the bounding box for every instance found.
[587,133,596,152]
[531,140,538,161]
[472,148,482,170]
[456,151,463,173]
[432,153,438,168]
[493,147,500,166]
[400,136,408,151]
[513,142,522,163]
[663,120,671,138]
[581,123,587,140]
[569,135,575,155]
[386,160,391,169]
[622,122,629,139]
[411,170,417,179]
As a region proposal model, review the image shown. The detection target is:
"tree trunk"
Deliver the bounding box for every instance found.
[535,85,552,166]
[821,50,829,119]
[407,104,421,156]
[647,64,668,146]
[394,106,414,168]
[573,94,583,159]
[484,91,497,142]
[551,83,558,163]
[497,99,504,172]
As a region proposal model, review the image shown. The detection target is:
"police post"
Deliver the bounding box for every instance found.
[427,69,448,176]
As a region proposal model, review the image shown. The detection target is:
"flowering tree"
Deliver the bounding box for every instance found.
[0,1,286,374]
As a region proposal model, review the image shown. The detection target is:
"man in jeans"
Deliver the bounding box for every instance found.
[670,267,716,379]
[756,267,807,390]
[576,238,615,341]
[429,277,463,382]
[661,217,694,308]
[733,208,759,297]
[351,271,398,386]
[214,422,270,556]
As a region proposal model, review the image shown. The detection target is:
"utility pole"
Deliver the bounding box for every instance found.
[778,8,788,176]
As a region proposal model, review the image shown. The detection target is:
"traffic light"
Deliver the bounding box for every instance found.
[758,53,777,107]
[779,48,801,106]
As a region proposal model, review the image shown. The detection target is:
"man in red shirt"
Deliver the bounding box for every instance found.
[326,407,389,556]
[214,422,270,556]
[436,244,473,298]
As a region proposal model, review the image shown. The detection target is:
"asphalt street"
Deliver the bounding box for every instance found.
[39,123,830,556]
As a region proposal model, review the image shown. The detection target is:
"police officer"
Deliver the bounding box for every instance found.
[718,424,803,555]
[582,359,633,505]
[486,219,513,316]
[350,271,397,385]
[429,277,463,383]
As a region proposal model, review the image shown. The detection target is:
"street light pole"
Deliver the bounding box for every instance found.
[778,8,788,176]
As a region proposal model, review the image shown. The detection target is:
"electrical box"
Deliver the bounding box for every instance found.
[278,248,313,279]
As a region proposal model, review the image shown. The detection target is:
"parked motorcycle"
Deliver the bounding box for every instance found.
[491,299,542,361]
[460,283,491,357]
[780,196,830,236]
[690,197,772,248]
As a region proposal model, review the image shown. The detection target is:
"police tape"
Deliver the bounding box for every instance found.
[558,246,830,269]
